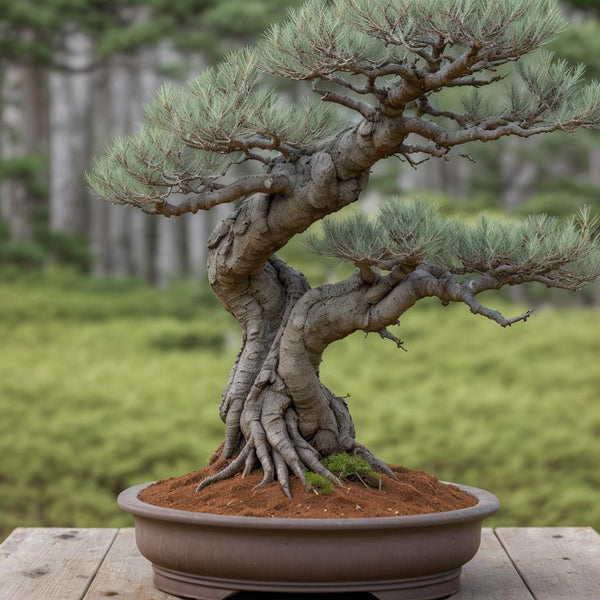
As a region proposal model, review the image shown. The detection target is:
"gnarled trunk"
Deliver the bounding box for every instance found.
[202,251,388,497]
[192,116,410,495]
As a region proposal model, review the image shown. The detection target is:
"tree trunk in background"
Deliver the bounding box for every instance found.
[48,32,94,236]
[184,53,210,280]
[103,56,133,277]
[0,62,43,242]
[152,41,186,285]
[185,212,209,278]
[88,65,110,276]
[500,140,538,210]
[89,56,134,277]
[127,45,157,281]
[155,217,184,285]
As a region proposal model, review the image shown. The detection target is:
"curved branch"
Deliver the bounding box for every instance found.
[463,298,533,327]
[386,42,483,110]
[444,73,506,88]
[147,174,292,216]
[400,115,560,149]
[292,266,543,362]
[312,83,377,120]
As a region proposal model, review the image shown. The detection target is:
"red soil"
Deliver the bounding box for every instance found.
[139,456,477,519]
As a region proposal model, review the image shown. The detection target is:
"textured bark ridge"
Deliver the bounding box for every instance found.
[203,191,398,496]
[203,252,398,497]
[195,120,427,494]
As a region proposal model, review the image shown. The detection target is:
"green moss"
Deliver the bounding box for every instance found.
[305,472,333,495]
[322,453,382,489]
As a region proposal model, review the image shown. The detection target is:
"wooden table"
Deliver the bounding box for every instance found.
[0,527,598,599]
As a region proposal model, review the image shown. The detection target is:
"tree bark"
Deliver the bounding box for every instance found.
[201,254,375,496]
[198,119,407,493]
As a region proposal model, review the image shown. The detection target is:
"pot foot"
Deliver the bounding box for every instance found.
[153,564,461,600]
[153,566,237,600]
[370,568,460,600]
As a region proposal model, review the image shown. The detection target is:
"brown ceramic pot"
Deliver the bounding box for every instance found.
[118,482,499,600]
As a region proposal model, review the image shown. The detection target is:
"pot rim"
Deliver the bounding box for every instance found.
[118,481,499,531]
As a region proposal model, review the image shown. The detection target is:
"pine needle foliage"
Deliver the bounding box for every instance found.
[88,0,600,213]
[308,201,600,290]
[260,0,389,80]
[260,0,565,80]
[87,46,349,209]
[145,48,345,147]
[344,0,565,58]
[513,51,600,127]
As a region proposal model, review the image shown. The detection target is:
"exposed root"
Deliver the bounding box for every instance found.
[195,443,252,493]
[242,449,257,477]
[353,442,399,481]
[198,373,395,497]
[195,425,395,497]
[272,450,291,498]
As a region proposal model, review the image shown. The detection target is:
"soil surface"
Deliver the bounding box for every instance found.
[139,456,477,519]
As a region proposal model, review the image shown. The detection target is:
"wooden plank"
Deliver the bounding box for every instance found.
[453,528,534,599]
[0,527,118,600]
[496,527,600,600]
[83,528,177,599]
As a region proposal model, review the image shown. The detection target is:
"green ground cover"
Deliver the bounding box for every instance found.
[0,266,598,540]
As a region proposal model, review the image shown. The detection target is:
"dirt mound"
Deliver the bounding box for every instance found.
[139,457,477,518]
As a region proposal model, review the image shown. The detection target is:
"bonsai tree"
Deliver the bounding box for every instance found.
[89,0,600,498]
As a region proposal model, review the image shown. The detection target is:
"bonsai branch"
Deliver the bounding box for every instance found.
[461,294,534,328]
[376,326,407,351]
[146,174,293,216]
[312,83,377,120]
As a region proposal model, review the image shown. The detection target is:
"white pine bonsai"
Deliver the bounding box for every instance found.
[89,0,600,497]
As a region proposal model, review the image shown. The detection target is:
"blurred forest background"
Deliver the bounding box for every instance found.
[0,0,599,539]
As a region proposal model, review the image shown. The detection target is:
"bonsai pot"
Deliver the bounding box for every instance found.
[118,482,499,600]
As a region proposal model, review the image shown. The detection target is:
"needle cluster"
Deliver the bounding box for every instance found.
[88,0,600,215]
[308,201,600,291]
